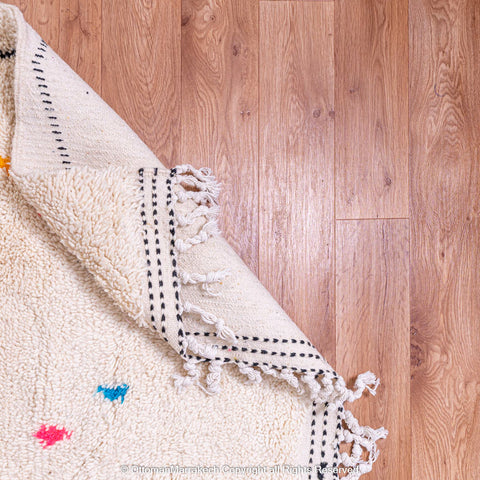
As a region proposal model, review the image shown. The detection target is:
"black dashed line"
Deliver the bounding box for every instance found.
[214,342,323,361]
[316,404,330,480]
[139,169,157,332]
[308,401,317,480]
[185,354,327,375]
[152,169,167,342]
[184,330,315,349]
[33,40,71,165]
[168,169,186,356]
[331,408,342,479]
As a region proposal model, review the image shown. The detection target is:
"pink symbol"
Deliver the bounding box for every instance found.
[34,424,72,448]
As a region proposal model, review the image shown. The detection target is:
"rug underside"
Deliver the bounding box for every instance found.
[0,3,387,479]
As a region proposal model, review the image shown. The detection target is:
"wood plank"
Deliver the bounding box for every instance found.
[181,0,259,272]
[336,219,410,480]
[8,0,60,50]
[4,1,100,89]
[409,0,480,478]
[102,0,180,164]
[335,0,408,219]
[58,0,101,93]
[259,2,335,355]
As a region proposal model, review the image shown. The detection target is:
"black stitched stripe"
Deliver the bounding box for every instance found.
[308,401,318,480]
[218,343,322,360]
[185,330,315,349]
[32,40,70,165]
[184,331,321,361]
[139,169,157,332]
[0,49,15,59]
[317,404,330,480]
[167,169,185,356]
[331,405,343,479]
[185,354,336,376]
[152,168,168,341]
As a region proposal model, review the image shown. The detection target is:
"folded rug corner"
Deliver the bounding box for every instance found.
[0,3,387,479]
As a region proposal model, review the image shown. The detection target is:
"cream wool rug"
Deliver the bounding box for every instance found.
[0,4,387,480]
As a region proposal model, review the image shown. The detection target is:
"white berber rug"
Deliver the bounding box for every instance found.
[0,4,387,479]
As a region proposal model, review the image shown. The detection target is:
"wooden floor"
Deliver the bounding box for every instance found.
[8,1,480,478]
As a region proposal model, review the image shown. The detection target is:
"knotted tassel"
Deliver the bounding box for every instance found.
[337,408,388,480]
[179,268,230,296]
[181,301,237,344]
[205,359,224,394]
[238,364,262,384]
[172,357,202,392]
[335,371,380,403]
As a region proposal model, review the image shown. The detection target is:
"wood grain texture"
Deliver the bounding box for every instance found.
[6,0,480,477]
[102,0,180,164]
[335,0,409,219]
[409,0,480,478]
[58,0,101,92]
[336,219,410,480]
[181,0,259,272]
[259,2,335,357]
[7,0,60,50]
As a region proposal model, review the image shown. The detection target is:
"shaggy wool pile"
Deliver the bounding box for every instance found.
[0,3,387,479]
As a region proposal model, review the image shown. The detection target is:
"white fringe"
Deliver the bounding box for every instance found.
[174,221,221,253]
[184,335,218,359]
[180,301,237,344]
[238,364,262,385]
[172,165,222,254]
[205,359,224,394]
[176,204,221,227]
[170,164,387,477]
[171,164,237,349]
[172,357,202,392]
[337,409,388,479]
[174,358,387,478]
[179,268,231,296]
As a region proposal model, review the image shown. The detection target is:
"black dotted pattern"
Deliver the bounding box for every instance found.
[185,353,337,377]
[152,169,167,340]
[139,168,158,333]
[314,402,342,480]
[167,168,185,356]
[217,343,321,359]
[186,330,315,349]
[183,332,335,373]
[308,401,318,480]
[332,405,343,479]
[0,49,15,59]
[319,402,329,479]
[32,39,70,165]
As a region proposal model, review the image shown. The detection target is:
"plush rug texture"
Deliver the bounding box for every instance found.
[0,3,387,479]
